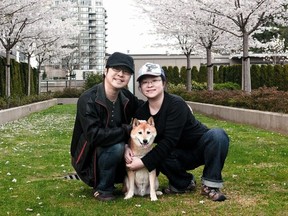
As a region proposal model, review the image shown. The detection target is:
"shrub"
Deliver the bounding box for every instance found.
[192,81,207,90]
[53,88,84,98]
[83,73,103,90]
[167,86,288,114]
[214,82,241,90]
[0,97,7,109]
[0,94,53,110]
[167,83,186,91]
[167,81,207,93]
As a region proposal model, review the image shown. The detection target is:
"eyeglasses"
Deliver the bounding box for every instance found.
[110,66,132,76]
[141,79,162,87]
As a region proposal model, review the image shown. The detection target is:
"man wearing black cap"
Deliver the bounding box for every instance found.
[70,52,143,201]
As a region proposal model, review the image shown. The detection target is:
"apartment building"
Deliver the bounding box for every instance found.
[44,0,107,80]
[74,0,106,75]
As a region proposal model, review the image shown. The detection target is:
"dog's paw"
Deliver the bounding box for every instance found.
[156,191,163,196]
[124,193,134,200]
[150,195,158,201]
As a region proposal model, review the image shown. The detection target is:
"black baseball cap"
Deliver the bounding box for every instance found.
[106,52,135,74]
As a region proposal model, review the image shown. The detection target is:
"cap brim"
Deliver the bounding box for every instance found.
[107,63,134,74]
[136,74,160,81]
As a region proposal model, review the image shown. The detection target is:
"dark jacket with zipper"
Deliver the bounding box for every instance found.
[70,82,143,187]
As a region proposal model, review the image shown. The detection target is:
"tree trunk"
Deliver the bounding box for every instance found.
[37,62,42,95]
[28,54,31,96]
[206,47,213,90]
[5,50,11,97]
[185,53,192,91]
[68,70,72,88]
[242,32,251,93]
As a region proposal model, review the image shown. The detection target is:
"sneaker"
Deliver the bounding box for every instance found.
[201,185,226,201]
[163,180,196,194]
[93,191,115,201]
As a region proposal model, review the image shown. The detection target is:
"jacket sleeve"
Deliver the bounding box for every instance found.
[141,98,190,172]
[77,95,129,148]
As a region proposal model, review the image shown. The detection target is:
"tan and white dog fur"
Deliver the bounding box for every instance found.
[124,117,161,201]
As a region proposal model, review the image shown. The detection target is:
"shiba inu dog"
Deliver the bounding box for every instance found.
[124,117,161,201]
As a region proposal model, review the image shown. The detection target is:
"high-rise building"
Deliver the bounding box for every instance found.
[45,0,107,80]
[75,0,106,74]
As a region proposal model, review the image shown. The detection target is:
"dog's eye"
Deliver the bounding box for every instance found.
[147,131,150,134]
[138,132,142,135]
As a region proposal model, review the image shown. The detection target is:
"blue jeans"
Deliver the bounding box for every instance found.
[95,142,125,194]
[159,128,229,189]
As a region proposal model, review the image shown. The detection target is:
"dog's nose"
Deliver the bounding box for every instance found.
[143,139,148,145]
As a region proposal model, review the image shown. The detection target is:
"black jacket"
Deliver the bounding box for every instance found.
[70,83,143,187]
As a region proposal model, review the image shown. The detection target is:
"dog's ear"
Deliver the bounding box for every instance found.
[147,117,155,126]
[132,118,140,127]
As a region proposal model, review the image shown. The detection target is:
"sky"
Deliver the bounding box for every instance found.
[102,0,172,54]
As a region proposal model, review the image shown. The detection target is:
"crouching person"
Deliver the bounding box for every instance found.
[125,63,229,201]
[70,52,143,201]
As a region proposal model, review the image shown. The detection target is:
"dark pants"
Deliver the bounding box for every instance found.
[159,128,229,189]
[95,142,125,194]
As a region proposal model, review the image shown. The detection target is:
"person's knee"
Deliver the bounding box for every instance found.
[208,128,229,148]
[97,143,125,167]
[109,142,125,159]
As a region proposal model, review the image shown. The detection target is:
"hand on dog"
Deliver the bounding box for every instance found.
[124,146,134,164]
[126,157,144,171]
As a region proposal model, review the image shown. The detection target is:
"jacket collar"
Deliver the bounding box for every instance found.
[95,82,129,105]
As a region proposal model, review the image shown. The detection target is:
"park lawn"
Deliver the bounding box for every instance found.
[0,104,287,216]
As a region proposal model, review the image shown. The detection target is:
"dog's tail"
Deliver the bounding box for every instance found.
[63,173,80,180]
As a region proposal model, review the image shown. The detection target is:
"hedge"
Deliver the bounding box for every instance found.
[162,64,288,91]
[0,57,38,97]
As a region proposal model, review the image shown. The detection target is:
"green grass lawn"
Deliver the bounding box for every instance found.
[0,104,287,216]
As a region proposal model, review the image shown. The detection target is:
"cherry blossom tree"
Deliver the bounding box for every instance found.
[197,0,288,92]
[62,47,81,88]
[134,0,239,91]
[255,34,288,64]
[19,0,80,95]
[183,6,240,90]
[134,1,199,91]
[154,26,198,91]
[135,0,287,92]
[0,0,49,97]
[0,0,80,96]
[34,41,58,94]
